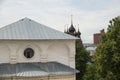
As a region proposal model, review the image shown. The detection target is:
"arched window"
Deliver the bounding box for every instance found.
[24,48,34,58]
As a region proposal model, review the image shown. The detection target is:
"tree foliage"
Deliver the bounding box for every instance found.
[95,16,120,80]
[75,41,90,80]
[83,64,95,80]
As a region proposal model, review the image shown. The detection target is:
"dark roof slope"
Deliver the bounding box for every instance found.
[0,62,79,77]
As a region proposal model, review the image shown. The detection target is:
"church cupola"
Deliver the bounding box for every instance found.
[64,15,83,46]
[69,24,76,33]
[74,28,81,37]
[77,28,81,36]
[64,15,81,36]
[69,15,76,33]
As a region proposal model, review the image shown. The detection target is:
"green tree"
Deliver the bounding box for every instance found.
[83,64,95,80]
[75,41,90,80]
[95,16,120,80]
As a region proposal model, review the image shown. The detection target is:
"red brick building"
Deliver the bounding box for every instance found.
[93,29,104,45]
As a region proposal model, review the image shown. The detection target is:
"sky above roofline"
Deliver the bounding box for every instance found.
[0,0,120,43]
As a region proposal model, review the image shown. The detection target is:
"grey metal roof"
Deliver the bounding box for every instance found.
[0,18,77,40]
[0,62,79,77]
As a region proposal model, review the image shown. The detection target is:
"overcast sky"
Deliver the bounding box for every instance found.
[0,0,120,43]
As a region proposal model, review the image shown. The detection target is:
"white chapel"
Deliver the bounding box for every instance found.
[0,18,79,80]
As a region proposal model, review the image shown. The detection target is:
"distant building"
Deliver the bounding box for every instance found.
[84,43,96,62]
[85,29,105,62]
[94,29,105,45]
[64,15,83,46]
[84,29,105,62]
[86,44,96,62]
[0,18,79,80]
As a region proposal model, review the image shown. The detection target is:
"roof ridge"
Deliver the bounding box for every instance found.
[0,18,78,40]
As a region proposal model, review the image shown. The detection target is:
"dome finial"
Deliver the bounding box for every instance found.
[69,15,75,33]
[66,24,69,32]
[64,25,66,33]
[77,24,81,36]
[71,14,73,25]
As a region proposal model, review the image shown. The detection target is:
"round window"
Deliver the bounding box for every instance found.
[24,48,34,58]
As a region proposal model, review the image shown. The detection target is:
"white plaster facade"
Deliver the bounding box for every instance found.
[0,18,77,80]
[0,40,76,68]
[0,74,75,80]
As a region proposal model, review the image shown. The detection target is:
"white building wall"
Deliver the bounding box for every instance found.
[0,43,10,63]
[0,40,76,68]
[0,74,75,80]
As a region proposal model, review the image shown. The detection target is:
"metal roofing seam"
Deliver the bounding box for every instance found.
[0,62,79,77]
[0,18,78,40]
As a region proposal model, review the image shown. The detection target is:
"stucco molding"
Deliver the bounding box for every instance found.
[16,42,42,62]
[47,42,70,55]
[46,42,70,65]
[0,43,11,63]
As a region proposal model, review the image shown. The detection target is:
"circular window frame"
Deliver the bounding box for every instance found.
[24,48,34,59]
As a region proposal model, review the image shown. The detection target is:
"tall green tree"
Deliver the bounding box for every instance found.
[75,41,90,80]
[95,16,120,80]
[83,64,95,80]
